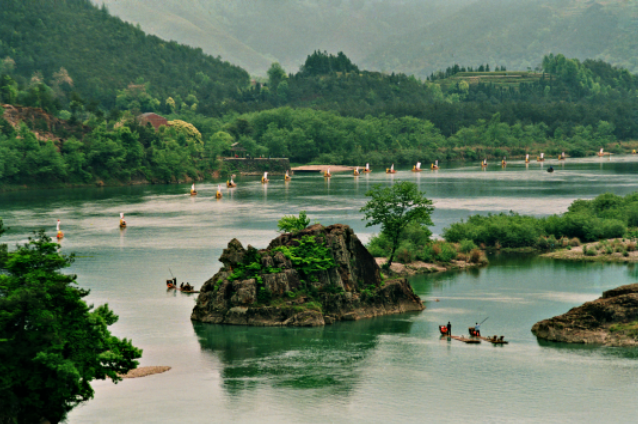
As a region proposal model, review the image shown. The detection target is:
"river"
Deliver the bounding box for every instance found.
[1,156,637,423]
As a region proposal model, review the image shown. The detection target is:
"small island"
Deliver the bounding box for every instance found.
[531,283,638,347]
[191,224,424,326]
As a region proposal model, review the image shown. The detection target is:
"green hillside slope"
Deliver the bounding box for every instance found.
[0,0,249,111]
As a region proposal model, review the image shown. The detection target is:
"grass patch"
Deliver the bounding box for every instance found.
[609,321,638,338]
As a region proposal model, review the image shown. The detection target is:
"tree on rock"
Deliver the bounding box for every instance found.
[0,224,142,424]
[360,182,434,268]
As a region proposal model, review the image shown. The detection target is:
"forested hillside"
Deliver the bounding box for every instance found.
[2,0,638,190]
[0,0,249,114]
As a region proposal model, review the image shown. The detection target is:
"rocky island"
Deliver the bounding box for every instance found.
[191,224,424,326]
[531,283,638,347]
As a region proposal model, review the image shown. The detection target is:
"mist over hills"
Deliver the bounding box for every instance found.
[94,0,638,77]
[92,0,475,75]
[364,0,638,78]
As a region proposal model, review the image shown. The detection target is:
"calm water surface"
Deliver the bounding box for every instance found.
[1,156,638,423]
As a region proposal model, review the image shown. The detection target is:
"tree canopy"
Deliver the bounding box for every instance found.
[0,226,142,423]
[360,182,434,267]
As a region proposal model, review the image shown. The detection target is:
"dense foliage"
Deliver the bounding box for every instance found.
[0,0,249,115]
[443,192,638,248]
[360,182,434,267]
[0,115,232,186]
[0,225,141,423]
[2,0,638,187]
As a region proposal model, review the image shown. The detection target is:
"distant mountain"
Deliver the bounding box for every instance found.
[93,0,638,78]
[92,0,475,75]
[363,0,638,77]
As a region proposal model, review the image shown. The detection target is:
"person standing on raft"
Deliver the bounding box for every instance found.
[447,321,451,335]
[474,322,481,336]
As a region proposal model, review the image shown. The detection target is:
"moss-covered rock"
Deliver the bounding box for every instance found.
[191,224,424,326]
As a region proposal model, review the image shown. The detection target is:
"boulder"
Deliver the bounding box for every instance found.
[531,283,638,346]
[191,224,424,326]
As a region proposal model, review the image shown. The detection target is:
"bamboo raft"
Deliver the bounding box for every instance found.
[478,335,509,345]
[450,335,481,344]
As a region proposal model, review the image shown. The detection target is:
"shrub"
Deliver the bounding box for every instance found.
[435,242,458,262]
[469,248,483,263]
[569,237,581,246]
[396,247,414,264]
[628,242,637,252]
[623,250,629,257]
[537,236,550,250]
[459,239,478,253]
[584,248,597,256]
[605,247,613,255]
[277,211,311,233]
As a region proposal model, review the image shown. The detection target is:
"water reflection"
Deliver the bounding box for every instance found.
[194,315,417,395]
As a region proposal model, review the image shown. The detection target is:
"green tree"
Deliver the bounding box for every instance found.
[0,226,142,424]
[267,62,287,93]
[360,181,434,267]
[277,211,311,233]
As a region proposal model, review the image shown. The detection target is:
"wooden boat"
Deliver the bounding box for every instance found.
[363,163,371,173]
[386,164,396,174]
[226,179,237,188]
[450,335,481,344]
[190,183,197,196]
[412,162,422,172]
[468,327,480,337]
[261,172,269,184]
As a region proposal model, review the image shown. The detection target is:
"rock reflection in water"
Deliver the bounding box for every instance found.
[193,315,417,395]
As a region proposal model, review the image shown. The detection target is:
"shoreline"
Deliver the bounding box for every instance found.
[542,239,638,263]
[374,256,486,277]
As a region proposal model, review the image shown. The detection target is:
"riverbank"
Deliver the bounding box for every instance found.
[375,255,487,277]
[542,238,638,263]
[0,172,219,193]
